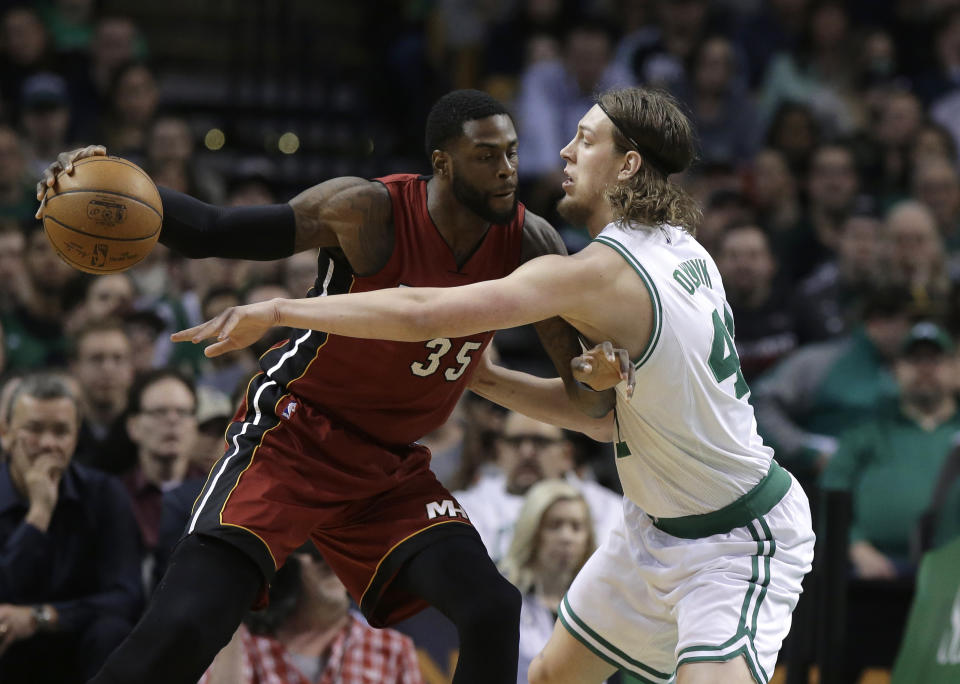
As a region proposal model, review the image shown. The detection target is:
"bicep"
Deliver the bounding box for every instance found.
[290,177,389,252]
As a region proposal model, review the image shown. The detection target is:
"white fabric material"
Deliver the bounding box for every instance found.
[594,222,773,518]
[562,478,815,683]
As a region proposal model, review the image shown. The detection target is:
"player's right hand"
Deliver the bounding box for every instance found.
[572,341,636,398]
[35,145,107,219]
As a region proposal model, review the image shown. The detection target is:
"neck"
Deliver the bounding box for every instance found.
[901,396,956,431]
[140,452,188,487]
[85,398,122,429]
[586,207,615,238]
[276,606,349,657]
[534,570,576,613]
[425,177,490,249]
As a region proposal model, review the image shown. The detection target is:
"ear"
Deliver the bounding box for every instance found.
[432,150,449,177]
[618,150,642,181]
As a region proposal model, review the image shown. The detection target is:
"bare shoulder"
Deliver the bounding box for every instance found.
[521,210,567,263]
[290,177,392,252]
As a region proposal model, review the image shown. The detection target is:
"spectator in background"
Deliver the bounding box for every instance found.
[628,0,711,89]
[0,126,40,223]
[144,115,225,205]
[501,480,596,684]
[482,0,574,92]
[853,88,924,203]
[911,157,960,251]
[65,15,143,138]
[454,411,620,564]
[122,369,202,575]
[793,203,881,344]
[66,272,136,335]
[100,61,159,159]
[915,6,960,106]
[201,544,422,684]
[881,200,951,319]
[196,287,257,397]
[516,18,634,220]
[758,0,859,137]
[41,0,97,54]
[752,285,912,483]
[734,0,807,88]
[1,226,76,370]
[911,120,957,171]
[716,224,797,382]
[763,101,821,177]
[0,221,27,312]
[750,148,802,237]
[777,143,860,282]
[693,187,753,258]
[672,34,760,168]
[0,6,55,123]
[191,385,233,475]
[823,321,960,579]
[0,373,142,683]
[70,318,136,474]
[19,72,74,180]
[282,250,319,299]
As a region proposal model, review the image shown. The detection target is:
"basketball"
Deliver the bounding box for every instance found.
[40,156,163,274]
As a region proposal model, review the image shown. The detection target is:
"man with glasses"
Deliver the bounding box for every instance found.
[122,369,204,585]
[455,411,621,564]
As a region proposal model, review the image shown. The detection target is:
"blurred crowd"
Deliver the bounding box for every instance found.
[1,0,960,682]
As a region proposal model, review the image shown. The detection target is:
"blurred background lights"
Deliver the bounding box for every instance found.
[204,128,225,150]
[278,132,300,154]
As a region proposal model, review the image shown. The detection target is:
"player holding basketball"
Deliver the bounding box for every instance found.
[39,90,630,684]
[180,87,816,684]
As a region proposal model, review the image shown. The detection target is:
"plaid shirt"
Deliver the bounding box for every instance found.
[200,613,423,684]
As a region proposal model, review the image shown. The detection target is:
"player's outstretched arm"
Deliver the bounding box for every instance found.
[468,350,615,442]
[173,249,601,356]
[35,146,390,263]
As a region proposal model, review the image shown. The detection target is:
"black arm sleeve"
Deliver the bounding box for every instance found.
[157,186,297,260]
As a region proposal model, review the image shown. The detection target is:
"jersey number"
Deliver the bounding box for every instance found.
[410,339,483,381]
[708,309,748,399]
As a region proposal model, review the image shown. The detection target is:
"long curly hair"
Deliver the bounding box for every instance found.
[597,88,702,234]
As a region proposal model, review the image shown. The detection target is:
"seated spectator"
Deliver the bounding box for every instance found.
[19,72,74,180]
[881,200,952,319]
[70,318,136,473]
[672,34,760,169]
[144,115,225,205]
[823,321,960,579]
[0,373,142,683]
[501,480,596,684]
[0,126,40,223]
[752,284,912,482]
[99,60,159,160]
[66,272,136,336]
[793,201,882,344]
[454,411,620,564]
[122,369,203,577]
[0,221,28,313]
[515,18,634,220]
[715,224,797,382]
[2,225,78,370]
[201,544,422,684]
[763,101,820,178]
[749,148,802,237]
[911,157,960,251]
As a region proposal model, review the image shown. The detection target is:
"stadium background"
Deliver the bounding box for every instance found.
[3,0,960,682]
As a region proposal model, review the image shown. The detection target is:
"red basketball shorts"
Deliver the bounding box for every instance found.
[186,375,477,627]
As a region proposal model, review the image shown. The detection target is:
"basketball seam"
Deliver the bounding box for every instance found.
[43,214,160,242]
[46,188,163,220]
[71,156,156,186]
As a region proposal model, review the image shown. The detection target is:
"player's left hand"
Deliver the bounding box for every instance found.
[172,300,281,357]
[572,341,636,398]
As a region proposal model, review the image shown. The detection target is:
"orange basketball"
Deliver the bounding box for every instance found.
[40,156,162,274]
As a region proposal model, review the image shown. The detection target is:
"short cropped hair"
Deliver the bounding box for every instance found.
[10,372,81,422]
[424,89,511,160]
[127,368,197,416]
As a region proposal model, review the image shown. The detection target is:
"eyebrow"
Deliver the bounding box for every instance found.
[473,140,518,149]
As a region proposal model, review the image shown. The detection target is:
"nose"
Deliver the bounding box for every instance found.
[560,138,575,162]
[497,153,517,179]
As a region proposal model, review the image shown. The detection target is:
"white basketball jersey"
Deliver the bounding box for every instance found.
[594,222,773,518]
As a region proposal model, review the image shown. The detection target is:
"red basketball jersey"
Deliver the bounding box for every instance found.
[257,174,525,446]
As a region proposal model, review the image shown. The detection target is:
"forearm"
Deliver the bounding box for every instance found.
[533,318,617,418]
[471,363,613,442]
[275,287,517,342]
[158,187,296,260]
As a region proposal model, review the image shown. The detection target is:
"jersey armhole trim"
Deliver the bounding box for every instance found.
[592,235,662,368]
